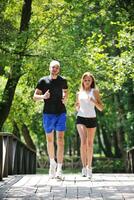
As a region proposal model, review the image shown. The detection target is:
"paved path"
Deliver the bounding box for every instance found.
[0,173,134,199]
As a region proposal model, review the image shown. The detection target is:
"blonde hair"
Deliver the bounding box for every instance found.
[50,60,60,68]
[80,72,96,91]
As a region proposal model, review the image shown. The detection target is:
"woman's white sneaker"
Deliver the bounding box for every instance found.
[86,167,92,179]
[82,167,87,177]
[56,170,63,180]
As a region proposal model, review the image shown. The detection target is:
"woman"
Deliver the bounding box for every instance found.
[76,72,103,178]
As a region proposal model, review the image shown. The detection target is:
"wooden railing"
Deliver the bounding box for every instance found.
[0,132,36,181]
[127,147,134,173]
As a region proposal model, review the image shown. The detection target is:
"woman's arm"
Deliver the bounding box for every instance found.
[75,92,80,112]
[91,89,104,111]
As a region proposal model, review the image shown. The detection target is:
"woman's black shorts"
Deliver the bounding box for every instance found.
[76,116,97,128]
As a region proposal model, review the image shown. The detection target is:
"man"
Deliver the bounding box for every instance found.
[33,60,68,179]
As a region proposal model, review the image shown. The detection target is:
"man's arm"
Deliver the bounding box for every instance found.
[33,88,50,101]
[62,89,68,104]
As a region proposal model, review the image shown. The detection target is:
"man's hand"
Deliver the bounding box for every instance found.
[33,89,50,101]
[43,90,50,99]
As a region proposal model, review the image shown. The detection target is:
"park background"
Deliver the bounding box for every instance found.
[0,0,133,173]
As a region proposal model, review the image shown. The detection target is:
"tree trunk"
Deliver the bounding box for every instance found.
[68,136,72,157]
[0,65,21,130]
[99,124,114,157]
[12,120,21,139]
[97,124,106,155]
[127,78,134,110]
[20,0,32,32]
[0,0,32,131]
[22,123,36,151]
[113,93,126,158]
[113,130,122,157]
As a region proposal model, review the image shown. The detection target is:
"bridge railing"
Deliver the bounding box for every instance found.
[0,132,36,181]
[127,147,134,173]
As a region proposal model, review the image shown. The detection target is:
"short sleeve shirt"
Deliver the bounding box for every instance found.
[36,75,68,114]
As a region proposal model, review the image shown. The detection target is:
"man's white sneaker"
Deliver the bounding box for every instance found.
[56,170,63,180]
[82,167,87,177]
[87,167,92,179]
[49,162,57,179]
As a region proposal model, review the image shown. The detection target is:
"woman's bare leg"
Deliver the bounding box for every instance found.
[86,128,96,168]
[77,124,87,167]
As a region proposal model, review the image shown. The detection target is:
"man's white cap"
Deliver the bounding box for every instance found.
[50,60,60,68]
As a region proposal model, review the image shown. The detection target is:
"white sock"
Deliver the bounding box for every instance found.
[86,166,92,170]
[57,163,62,171]
[50,158,56,165]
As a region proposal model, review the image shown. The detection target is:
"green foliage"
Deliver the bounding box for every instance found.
[93,158,126,173]
[0,0,134,160]
[36,156,125,173]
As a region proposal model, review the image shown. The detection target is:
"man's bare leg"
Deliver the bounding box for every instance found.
[56,131,64,178]
[46,132,57,178]
[46,132,54,159]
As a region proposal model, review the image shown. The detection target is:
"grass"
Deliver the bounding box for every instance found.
[36,168,48,174]
[36,167,80,174]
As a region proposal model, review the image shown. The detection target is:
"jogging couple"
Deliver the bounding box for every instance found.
[33,60,103,179]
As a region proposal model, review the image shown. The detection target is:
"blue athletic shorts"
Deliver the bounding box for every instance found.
[43,113,67,133]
